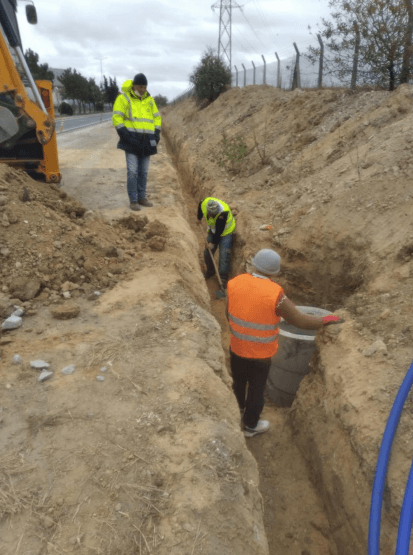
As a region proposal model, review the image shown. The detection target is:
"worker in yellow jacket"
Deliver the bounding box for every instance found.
[112,73,162,211]
[197,197,236,289]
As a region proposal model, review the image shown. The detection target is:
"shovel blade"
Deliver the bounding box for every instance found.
[216,290,226,299]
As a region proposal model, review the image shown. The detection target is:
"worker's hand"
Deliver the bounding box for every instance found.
[322,315,344,326]
[117,127,129,142]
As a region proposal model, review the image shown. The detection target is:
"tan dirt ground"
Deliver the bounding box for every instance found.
[0,82,413,555]
[162,84,413,555]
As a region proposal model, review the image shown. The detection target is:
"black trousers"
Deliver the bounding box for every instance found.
[230,350,271,429]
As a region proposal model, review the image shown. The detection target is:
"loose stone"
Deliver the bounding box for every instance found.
[12,308,24,317]
[12,355,23,364]
[38,370,53,382]
[96,376,105,382]
[2,316,22,330]
[61,364,75,375]
[30,360,50,369]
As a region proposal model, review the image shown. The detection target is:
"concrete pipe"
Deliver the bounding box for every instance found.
[265,306,331,407]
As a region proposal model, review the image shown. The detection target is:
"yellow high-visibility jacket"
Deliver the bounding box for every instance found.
[112,80,162,156]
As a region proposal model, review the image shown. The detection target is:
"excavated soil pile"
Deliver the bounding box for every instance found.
[0,134,269,555]
[162,84,413,555]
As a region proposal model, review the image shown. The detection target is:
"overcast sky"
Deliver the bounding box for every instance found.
[15,0,332,101]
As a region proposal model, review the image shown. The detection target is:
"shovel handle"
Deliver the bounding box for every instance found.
[206,242,226,295]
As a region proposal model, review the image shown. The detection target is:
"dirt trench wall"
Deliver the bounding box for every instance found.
[162,86,413,555]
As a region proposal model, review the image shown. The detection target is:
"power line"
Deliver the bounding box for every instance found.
[251,0,279,45]
[238,6,268,51]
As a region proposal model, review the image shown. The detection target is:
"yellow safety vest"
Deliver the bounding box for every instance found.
[201,197,236,236]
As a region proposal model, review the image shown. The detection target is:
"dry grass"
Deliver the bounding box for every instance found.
[0,452,39,520]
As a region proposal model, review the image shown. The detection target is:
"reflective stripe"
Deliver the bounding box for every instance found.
[153,111,160,117]
[230,329,279,343]
[125,117,154,123]
[113,111,124,116]
[155,125,161,130]
[228,313,279,331]
[124,128,153,134]
[122,93,132,120]
[224,213,234,231]
[115,124,126,129]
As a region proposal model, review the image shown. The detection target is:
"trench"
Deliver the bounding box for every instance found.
[163,127,344,555]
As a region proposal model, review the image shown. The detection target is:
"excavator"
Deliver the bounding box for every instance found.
[0,0,60,182]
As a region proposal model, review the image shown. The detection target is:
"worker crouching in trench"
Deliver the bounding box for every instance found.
[197,197,236,290]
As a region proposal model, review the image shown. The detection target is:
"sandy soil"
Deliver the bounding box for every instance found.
[1,82,413,555]
[0,125,268,555]
[162,84,413,555]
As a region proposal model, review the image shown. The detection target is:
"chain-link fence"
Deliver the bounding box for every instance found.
[169,32,391,105]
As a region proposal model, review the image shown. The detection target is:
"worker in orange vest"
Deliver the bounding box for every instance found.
[226,249,343,437]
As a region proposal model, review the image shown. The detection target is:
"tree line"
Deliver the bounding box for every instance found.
[24,49,169,115]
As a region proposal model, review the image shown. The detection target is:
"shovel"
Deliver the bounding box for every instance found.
[198,221,226,299]
[205,241,227,299]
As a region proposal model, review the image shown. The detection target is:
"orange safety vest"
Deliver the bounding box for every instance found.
[227,274,283,359]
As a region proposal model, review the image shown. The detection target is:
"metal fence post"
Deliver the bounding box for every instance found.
[275,52,281,88]
[261,55,266,84]
[234,65,238,87]
[292,42,301,89]
[252,61,256,85]
[317,34,324,88]
[351,21,360,90]
[242,63,246,87]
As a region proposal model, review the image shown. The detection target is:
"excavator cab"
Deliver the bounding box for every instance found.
[0,0,61,182]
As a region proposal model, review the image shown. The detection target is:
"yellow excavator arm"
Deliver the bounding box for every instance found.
[0,0,61,182]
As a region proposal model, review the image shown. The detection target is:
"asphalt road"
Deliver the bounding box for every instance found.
[56,113,113,134]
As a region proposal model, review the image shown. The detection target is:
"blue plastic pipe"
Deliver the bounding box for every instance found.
[396,453,413,555]
[368,361,413,555]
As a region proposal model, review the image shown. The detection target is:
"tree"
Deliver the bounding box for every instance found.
[59,68,89,114]
[189,47,231,105]
[24,48,55,81]
[102,76,120,108]
[306,0,413,90]
[87,77,102,112]
[153,94,168,107]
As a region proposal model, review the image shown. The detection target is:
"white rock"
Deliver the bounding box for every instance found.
[38,370,53,382]
[30,360,50,369]
[363,339,388,357]
[12,355,23,364]
[100,366,108,373]
[2,316,22,330]
[61,364,75,375]
[12,308,24,317]
[63,291,71,299]
[96,376,105,382]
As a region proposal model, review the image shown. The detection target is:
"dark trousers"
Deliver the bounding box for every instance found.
[230,350,271,429]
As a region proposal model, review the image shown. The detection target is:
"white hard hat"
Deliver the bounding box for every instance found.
[252,249,281,275]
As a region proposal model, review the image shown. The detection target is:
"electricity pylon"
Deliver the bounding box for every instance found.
[211,0,243,70]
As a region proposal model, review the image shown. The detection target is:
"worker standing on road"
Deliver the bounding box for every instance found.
[197,197,236,290]
[112,73,162,211]
[226,249,343,438]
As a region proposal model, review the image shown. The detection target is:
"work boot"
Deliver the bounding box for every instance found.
[138,198,153,207]
[244,420,270,438]
[130,202,141,211]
